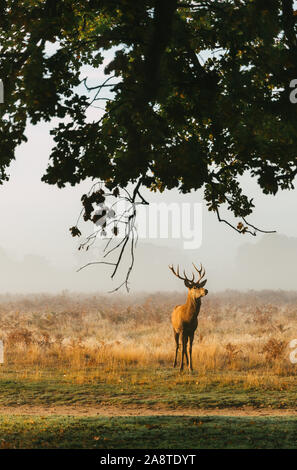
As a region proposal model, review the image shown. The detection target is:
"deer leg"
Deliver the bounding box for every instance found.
[173,331,179,368]
[180,333,187,372]
[184,335,189,367]
[189,332,194,371]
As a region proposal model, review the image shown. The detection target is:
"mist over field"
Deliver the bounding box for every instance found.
[0,232,296,293]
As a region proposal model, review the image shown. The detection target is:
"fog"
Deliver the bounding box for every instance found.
[0,121,296,294]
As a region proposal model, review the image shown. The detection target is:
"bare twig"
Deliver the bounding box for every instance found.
[74,178,146,292]
[216,208,276,236]
[242,217,276,235]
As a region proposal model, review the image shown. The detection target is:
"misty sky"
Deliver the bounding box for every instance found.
[1,45,297,294]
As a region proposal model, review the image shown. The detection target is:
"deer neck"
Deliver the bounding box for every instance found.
[185,291,201,318]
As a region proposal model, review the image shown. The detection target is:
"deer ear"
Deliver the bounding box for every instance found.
[184,279,191,288]
[199,279,207,288]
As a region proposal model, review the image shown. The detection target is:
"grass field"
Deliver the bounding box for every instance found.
[0,415,296,449]
[0,367,296,409]
[0,290,296,448]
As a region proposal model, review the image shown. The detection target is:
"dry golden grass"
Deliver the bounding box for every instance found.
[0,290,296,389]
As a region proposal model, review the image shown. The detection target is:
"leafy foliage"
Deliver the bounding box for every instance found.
[1,0,297,223]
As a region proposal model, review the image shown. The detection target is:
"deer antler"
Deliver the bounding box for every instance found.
[169,264,193,283]
[168,265,199,284]
[169,263,205,285]
[192,263,205,284]
[184,269,195,283]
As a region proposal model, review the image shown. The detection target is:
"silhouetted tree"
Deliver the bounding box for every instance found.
[1,0,297,287]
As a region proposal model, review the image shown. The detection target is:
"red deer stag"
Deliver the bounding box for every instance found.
[169,263,208,371]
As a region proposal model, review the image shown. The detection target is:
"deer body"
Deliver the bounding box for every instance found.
[172,294,201,333]
[169,263,208,371]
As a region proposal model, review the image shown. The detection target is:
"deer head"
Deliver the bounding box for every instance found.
[169,263,208,299]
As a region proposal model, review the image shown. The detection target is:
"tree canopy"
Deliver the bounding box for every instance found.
[1,0,297,233]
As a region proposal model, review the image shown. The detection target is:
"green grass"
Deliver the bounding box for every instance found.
[0,366,296,409]
[0,415,296,448]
